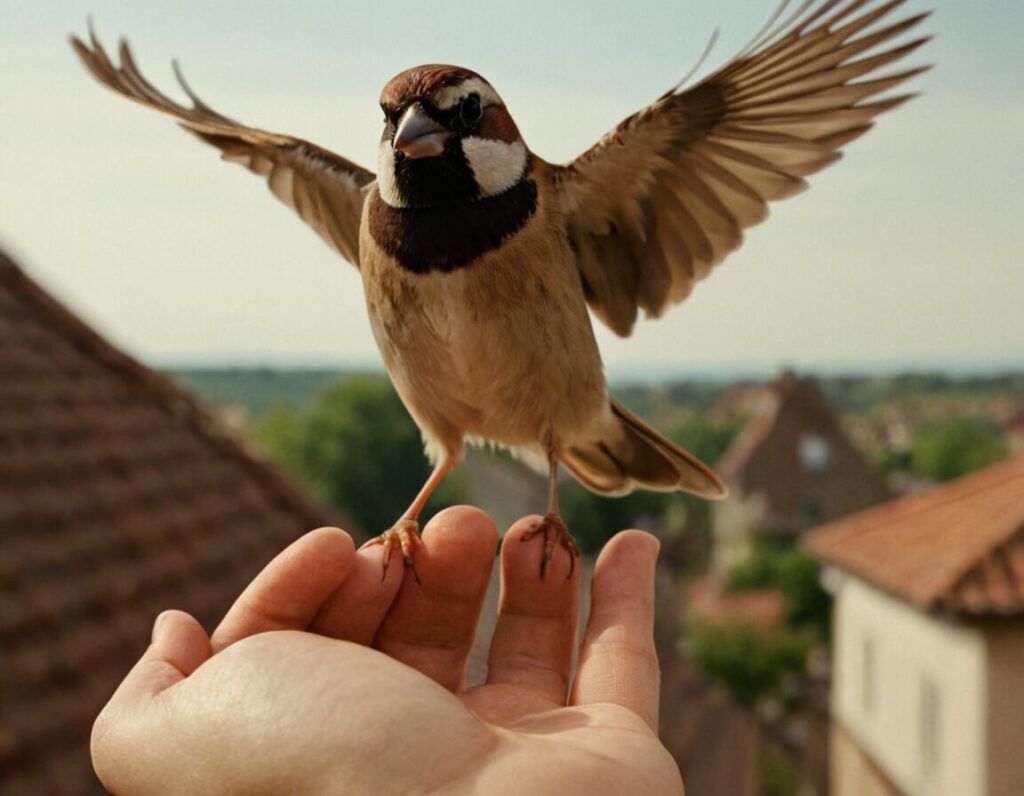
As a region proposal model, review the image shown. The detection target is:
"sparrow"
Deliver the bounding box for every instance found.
[71,0,929,577]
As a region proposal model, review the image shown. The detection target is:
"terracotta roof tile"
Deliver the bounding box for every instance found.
[0,249,356,793]
[687,578,786,631]
[805,456,1024,615]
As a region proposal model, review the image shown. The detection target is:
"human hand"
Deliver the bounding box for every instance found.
[91,507,684,795]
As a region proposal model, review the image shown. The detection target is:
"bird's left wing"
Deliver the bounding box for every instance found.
[71,28,375,267]
[554,0,930,336]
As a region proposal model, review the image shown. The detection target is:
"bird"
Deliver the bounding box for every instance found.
[71,0,929,578]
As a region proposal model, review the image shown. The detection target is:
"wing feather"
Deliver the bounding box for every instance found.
[71,28,375,267]
[555,0,930,336]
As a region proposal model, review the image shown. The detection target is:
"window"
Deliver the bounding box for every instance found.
[921,675,942,780]
[799,433,832,472]
[861,634,876,714]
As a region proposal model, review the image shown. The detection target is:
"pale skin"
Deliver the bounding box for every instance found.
[90,507,684,795]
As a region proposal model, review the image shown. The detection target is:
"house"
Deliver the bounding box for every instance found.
[805,456,1024,796]
[0,249,352,794]
[712,371,890,578]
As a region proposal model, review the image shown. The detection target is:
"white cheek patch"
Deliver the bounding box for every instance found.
[435,77,502,110]
[376,140,406,207]
[461,138,527,198]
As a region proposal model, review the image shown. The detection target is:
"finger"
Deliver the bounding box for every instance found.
[570,530,661,732]
[310,541,404,644]
[485,516,580,704]
[373,506,498,691]
[211,526,356,652]
[104,610,211,706]
[92,611,211,792]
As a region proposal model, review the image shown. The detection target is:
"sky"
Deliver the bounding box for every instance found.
[2,0,1022,377]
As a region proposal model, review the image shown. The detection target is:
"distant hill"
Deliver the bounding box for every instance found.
[166,368,354,415]
[165,366,1024,423]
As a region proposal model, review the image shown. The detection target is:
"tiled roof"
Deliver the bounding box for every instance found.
[687,579,785,631]
[805,456,1024,616]
[0,249,350,794]
[715,372,890,534]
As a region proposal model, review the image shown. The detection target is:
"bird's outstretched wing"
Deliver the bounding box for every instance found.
[71,27,375,267]
[555,0,930,336]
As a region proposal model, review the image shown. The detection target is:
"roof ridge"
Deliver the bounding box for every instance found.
[716,387,783,476]
[0,249,350,536]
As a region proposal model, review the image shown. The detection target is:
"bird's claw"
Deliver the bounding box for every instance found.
[362,518,422,584]
[520,513,579,579]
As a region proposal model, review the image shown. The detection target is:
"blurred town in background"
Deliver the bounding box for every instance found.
[173,363,1024,795]
[4,247,1021,795]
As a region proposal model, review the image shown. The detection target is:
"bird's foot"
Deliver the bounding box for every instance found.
[362,518,422,584]
[520,513,579,579]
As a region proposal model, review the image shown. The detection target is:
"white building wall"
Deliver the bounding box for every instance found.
[711,490,767,579]
[831,575,988,796]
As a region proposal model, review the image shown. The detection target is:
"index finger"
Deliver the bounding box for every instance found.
[211,527,359,653]
[569,530,661,732]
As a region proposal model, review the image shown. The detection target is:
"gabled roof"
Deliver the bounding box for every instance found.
[715,371,889,533]
[0,249,350,793]
[805,456,1024,616]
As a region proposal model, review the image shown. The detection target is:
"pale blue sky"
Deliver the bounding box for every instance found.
[2,0,1022,376]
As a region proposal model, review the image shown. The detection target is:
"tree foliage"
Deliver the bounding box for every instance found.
[910,418,1006,482]
[726,541,832,639]
[250,376,468,534]
[688,623,811,708]
[560,485,670,554]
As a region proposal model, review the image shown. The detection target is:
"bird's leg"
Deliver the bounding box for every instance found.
[362,457,455,583]
[520,451,580,579]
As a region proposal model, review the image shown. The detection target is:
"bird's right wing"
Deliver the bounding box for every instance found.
[71,27,375,267]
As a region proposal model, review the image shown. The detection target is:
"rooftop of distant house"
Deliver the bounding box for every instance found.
[714,370,890,533]
[805,455,1024,616]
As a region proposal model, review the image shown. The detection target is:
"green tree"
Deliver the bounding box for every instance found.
[911,418,1006,482]
[251,376,468,534]
[666,417,741,467]
[560,484,671,554]
[726,541,832,639]
[688,623,811,708]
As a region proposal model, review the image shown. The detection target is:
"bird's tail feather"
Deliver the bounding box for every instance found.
[562,400,728,499]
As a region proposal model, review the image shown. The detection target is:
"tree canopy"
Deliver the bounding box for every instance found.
[251,375,467,534]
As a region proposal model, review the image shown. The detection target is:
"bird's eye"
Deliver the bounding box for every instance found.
[459,94,483,127]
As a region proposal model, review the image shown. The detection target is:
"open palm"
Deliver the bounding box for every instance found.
[91,508,683,794]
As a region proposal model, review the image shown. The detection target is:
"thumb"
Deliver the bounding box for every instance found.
[112,610,211,704]
[92,611,211,791]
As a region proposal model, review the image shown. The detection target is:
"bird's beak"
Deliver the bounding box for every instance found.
[393,103,450,159]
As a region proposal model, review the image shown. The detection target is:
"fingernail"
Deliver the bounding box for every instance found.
[152,611,170,643]
[641,533,661,566]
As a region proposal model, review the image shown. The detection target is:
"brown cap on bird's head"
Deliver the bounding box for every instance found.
[380,64,487,109]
